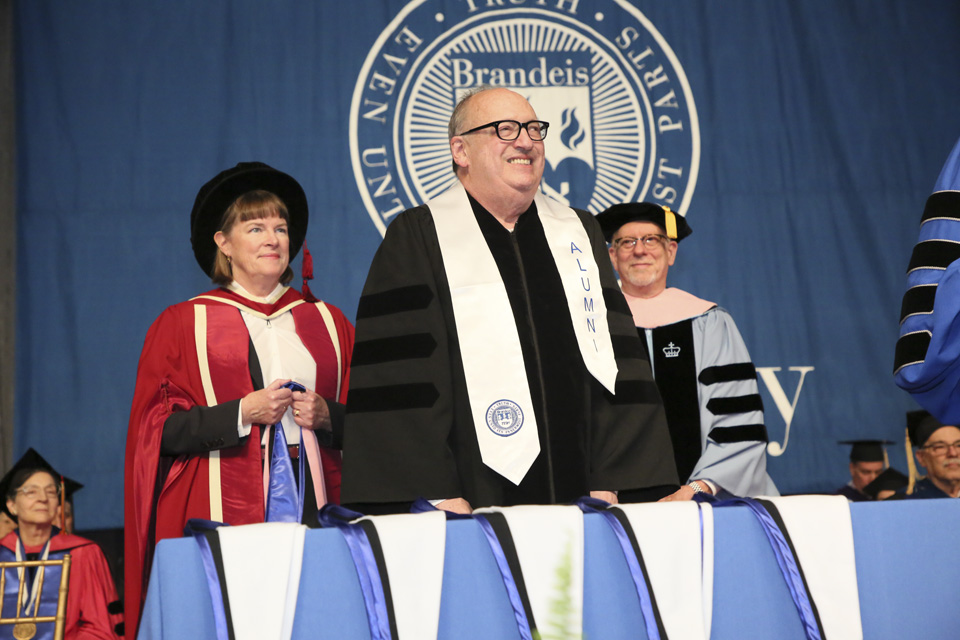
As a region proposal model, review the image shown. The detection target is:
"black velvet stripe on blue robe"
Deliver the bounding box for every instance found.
[341,193,678,512]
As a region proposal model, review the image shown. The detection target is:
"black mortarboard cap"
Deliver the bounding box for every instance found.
[906,410,944,448]
[862,467,909,499]
[595,202,693,242]
[837,440,892,463]
[189,162,309,276]
[0,449,83,519]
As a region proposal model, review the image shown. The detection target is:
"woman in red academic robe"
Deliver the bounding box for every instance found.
[123,163,354,636]
[1,458,123,640]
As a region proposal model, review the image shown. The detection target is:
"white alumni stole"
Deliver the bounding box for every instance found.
[429,183,617,484]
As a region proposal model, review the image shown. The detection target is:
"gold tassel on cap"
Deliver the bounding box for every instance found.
[905,427,920,495]
[663,206,678,239]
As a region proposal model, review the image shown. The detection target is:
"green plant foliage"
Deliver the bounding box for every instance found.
[536,535,583,640]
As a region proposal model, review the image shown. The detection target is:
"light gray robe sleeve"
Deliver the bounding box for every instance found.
[689,307,779,497]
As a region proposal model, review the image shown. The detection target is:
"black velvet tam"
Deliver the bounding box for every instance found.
[190,162,308,275]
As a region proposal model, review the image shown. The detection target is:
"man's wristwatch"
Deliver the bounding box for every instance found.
[687,481,704,494]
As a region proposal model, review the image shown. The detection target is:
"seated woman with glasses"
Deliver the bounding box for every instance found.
[0,449,123,639]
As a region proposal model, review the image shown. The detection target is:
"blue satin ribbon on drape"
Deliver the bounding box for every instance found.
[317,504,392,640]
[713,498,822,640]
[408,497,442,515]
[183,519,230,640]
[471,514,536,640]
[693,493,714,588]
[410,499,534,640]
[576,496,661,640]
[266,381,306,523]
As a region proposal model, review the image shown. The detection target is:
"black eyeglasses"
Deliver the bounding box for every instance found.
[457,120,550,141]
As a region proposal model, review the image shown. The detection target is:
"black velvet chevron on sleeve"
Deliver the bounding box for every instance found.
[706,394,764,415]
[709,424,769,443]
[341,207,463,505]
[899,284,937,324]
[907,240,960,272]
[699,362,757,385]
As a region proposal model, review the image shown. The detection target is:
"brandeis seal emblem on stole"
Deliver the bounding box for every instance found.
[486,399,524,437]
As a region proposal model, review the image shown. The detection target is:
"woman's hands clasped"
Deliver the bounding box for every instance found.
[242,379,331,431]
[291,384,332,432]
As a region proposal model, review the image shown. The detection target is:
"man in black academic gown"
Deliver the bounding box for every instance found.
[341,87,680,514]
[834,440,891,502]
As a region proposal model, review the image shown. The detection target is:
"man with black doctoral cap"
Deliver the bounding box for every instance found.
[595,202,778,499]
[834,440,891,501]
[899,410,960,499]
[342,87,679,514]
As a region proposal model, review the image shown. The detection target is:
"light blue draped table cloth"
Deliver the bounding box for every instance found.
[139,500,958,640]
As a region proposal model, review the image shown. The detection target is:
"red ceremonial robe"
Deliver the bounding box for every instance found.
[0,531,123,640]
[123,287,353,635]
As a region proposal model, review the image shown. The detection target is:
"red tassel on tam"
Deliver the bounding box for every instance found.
[60,475,66,533]
[301,241,317,302]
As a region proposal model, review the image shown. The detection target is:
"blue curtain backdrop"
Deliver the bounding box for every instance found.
[14,0,960,529]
